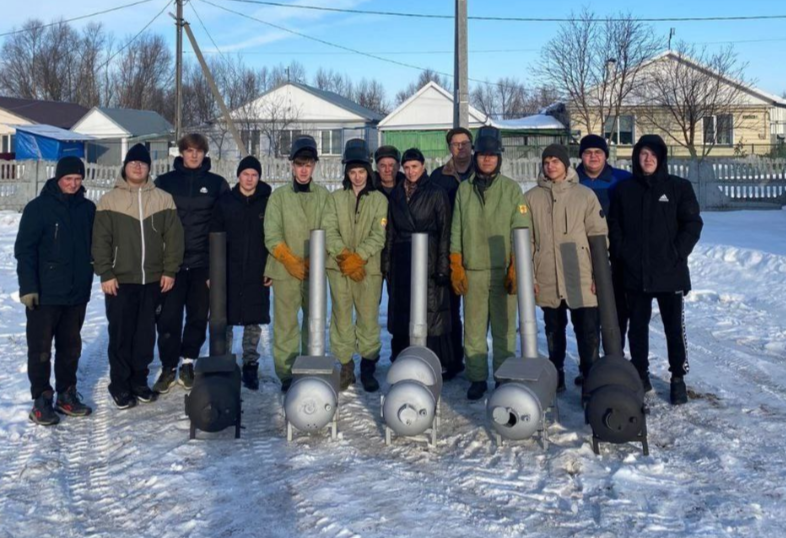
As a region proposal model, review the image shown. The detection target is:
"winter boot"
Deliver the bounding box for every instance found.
[153,368,177,394]
[29,390,60,426]
[340,361,356,392]
[359,358,379,393]
[178,361,195,390]
[556,369,566,393]
[55,386,92,417]
[670,377,688,405]
[131,385,158,404]
[242,362,260,391]
[467,381,488,401]
[110,390,137,410]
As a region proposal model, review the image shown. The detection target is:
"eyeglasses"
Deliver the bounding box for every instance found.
[450,142,471,149]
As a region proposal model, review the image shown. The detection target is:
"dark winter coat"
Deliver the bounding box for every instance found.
[576,163,632,215]
[608,135,703,294]
[211,182,273,325]
[382,172,452,336]
[155,157,230,270]
[15,178,96,306]
[372,171,405,199]
[430,158,473,207]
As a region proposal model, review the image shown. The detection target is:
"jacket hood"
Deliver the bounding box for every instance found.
[42,177,86,202]
[632,134,669,180]
[173,156,213,175]
[231,180,272,202]
[537,166,579,189]
[343,162,375,191]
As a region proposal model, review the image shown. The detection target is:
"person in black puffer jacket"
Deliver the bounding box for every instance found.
[153,133,230,392]
[608,134,703,405]
[211,156,272,390]
[15,156,96,425]
[382,148,453,369]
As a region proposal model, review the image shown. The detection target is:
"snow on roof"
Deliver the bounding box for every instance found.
[491,114,565,130]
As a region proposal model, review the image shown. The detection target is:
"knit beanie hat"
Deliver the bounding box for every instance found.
[401,148,425,165]
[237,155,262,177]
[374,145,401,163]
[55,156,85,180]
[541,144,570,171]
[579,134,609,158]
[124,143,151,167]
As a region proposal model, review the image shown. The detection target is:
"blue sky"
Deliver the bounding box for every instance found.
[3,0,785,100]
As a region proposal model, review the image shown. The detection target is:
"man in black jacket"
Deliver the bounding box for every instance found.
[153,133,229,392]
[211,156,272,390]
[608,134,703,405]
[15,156,95,425]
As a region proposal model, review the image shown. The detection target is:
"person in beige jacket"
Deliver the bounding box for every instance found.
[525,144,608,391]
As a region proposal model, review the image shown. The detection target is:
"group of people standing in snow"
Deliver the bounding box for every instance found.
[15,127,702,427]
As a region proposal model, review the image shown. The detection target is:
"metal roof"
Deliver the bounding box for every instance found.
[95,107,173,137]
[0,96,88,129]
[290,82,384,122]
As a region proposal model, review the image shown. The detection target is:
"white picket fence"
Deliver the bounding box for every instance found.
[1,156,785,211]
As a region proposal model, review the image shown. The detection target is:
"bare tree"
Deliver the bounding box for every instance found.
[113,33,173,117]
[537,9,661,137]
[313,67,354,98]
[471,78,530,120]
[395,69,451,105]
[633,42,751,158]
[354,78,388,115]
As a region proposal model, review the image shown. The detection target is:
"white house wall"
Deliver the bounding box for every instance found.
[379,84,486,131]
[0,110,31,136]
[237,85,367,123]
[71,109,128,138]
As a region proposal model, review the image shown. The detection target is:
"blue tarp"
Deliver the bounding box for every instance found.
[14,125,93,160]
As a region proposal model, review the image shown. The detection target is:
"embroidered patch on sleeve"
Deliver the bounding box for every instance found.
[518,204,528,214]
[381,218,388,228]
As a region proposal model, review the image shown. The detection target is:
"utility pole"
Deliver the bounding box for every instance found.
[182,20,248,157]
[175,0,184,142]
[453,0,468,129]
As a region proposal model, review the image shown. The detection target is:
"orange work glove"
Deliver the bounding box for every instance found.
[504,257,517,295]
[339,252,366,278]
[449,253,468,296]
[348,266,367,282]
[336,248,351,264]
[272,243,308,281]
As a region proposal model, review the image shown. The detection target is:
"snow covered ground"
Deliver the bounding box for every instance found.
[0,209,784,538]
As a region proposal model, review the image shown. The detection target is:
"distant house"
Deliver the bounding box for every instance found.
[71,106,173,164]
[568,51,786,157]
[378,82,569,158]
[207,81,384,159]
[0,96,88,157]
[377,82,488,158]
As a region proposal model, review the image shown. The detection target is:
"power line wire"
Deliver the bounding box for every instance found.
[0,0,157,38]
[199,0,512,89]
[187,48,540,56]
[95,0,171,72]
[212,0,786,23]
[189,1,228,61]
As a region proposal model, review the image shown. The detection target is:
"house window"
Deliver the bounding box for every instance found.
[278,129,303,158]
[320,129,343,155]
[1,135,15,154]
[241,129,261,155]
[703,114,733,146]
[604,115,635,145]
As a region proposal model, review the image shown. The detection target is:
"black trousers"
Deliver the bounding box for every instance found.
[448,290,465,372]
[156,267,209,369]
[627,290,689,379]
[611,260,629,350]
[541,302,600,376]
[106,283,161,396]
[26,303,87,399]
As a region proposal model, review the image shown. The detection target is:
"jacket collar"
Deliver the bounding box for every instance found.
[42,177,86,204]
[114,176,155,192]
[231,181,272,202]
[537,167,579,192]
[173,156,212,177]
[576,163,614,183]
[442,157,473,180]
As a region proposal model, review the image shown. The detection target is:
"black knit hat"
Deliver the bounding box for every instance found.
[579,134,609,158]
[374,145,401,163]
[541,144,570,171]
[124,143,151,167]
[55,156,85,180]
[401,148,425,165]
[237,155,262,177]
